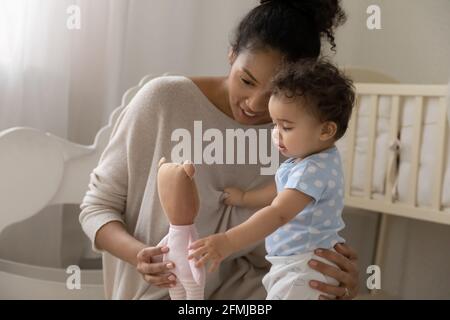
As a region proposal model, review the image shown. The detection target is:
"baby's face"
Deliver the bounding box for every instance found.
[269,95,328,159]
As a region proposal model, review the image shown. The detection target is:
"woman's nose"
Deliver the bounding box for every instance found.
[247,95,270,113]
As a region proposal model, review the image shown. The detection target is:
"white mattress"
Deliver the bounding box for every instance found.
[336,95,450,209]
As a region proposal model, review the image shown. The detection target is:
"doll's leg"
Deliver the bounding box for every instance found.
[184,279,204,300]
[169,282,186,300]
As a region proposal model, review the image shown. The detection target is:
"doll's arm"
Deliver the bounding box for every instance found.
[224,180,277,209]
[190,189,312,272]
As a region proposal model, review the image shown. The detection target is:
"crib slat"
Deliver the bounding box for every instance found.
[431,97,448,210]
[385,96,401,203]
[408,97,424,207]
[344,96,359,197]
[364,95,378,199]
[355,84,448,96]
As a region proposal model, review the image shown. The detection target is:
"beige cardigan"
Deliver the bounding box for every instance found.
[79,76,280,299]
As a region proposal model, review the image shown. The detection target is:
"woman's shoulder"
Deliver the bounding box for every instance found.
[137,75,195,101]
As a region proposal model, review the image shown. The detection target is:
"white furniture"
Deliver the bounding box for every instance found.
[0,74,160,299]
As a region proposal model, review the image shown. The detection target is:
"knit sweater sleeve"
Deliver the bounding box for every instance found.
[79,77,167,252]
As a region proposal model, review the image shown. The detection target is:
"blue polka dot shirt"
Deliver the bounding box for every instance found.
[266,146,346,256]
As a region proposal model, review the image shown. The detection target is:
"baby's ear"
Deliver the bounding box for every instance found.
[158,157,166,168]
[182,160,195,179]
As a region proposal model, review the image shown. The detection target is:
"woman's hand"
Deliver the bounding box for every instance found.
[223,187,245,206]
[308,243,359,300]
[136,246,177,288]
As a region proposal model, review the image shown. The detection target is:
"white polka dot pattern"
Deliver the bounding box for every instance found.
[267,146,345,256]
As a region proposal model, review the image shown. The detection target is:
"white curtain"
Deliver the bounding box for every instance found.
[0,0,132,140]
[0,0,256,266]
[0,0,72,135]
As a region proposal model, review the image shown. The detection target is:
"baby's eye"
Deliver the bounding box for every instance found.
[272,123,278,128]
[282,127,292,131]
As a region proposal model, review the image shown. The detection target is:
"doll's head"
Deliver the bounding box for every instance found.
[157,157,200,226]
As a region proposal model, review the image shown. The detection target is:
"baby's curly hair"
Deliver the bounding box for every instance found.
[272,60,355,140]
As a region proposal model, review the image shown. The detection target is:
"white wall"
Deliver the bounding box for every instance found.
[333,0,450,299]
[334,0,450,84]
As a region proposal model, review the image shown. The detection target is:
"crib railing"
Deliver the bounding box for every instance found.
[343,83,450,225]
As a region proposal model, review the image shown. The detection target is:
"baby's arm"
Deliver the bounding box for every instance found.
[189,189,312,272]
[223,180,277,209]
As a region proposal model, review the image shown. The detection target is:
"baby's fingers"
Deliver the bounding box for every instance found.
[195,253,211,268]
[189,239,204,250]
[208,260,220,273]
[188,247,206,260]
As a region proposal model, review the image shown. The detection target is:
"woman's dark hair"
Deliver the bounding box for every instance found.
[231,0,346,61]
[272,59,355,140]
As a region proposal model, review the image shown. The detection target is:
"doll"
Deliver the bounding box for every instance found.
[156,157,205,300]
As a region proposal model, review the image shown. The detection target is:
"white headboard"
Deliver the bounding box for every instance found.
[0,74,160,233]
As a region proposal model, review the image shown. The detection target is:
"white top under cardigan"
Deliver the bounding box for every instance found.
[79,76,285,299]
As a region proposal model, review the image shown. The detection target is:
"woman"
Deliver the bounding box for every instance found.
[80,0,359,300]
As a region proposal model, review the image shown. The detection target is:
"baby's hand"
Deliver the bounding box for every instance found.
[222,187,245,207]
[188,233,234,273]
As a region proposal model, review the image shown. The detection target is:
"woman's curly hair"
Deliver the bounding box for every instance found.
[232,0,347,61]
[272,59,355,140]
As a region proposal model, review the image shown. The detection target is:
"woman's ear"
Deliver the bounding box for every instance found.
[228,48,237,65]
[320,122,337,141]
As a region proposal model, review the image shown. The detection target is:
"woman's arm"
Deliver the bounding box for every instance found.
[95,221,146,267]
[224,180,277,209]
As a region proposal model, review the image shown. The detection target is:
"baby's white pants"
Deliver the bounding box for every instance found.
[262,251,339,300]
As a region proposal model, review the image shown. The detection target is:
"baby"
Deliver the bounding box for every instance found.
[188,60,355,300]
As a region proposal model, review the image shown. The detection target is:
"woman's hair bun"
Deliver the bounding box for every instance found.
[259,0,346,51]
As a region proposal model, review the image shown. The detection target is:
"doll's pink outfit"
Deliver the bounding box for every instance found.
[158,224,206,300]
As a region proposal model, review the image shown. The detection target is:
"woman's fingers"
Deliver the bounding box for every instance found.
[334,243,358,261]
[310,280,347,299]
[137,246,168,263]
[136,246,179,287]
[143,273,177,287]
[314,248,356,274]
[308,259,351,285]
[310,247,359,299]
[137,260,174,275]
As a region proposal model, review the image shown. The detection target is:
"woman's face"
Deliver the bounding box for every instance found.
[227,48,283,125]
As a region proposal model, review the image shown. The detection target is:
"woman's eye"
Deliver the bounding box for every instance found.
[240,77,253,86]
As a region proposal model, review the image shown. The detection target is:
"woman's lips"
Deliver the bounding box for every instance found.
[241,107,256,117]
